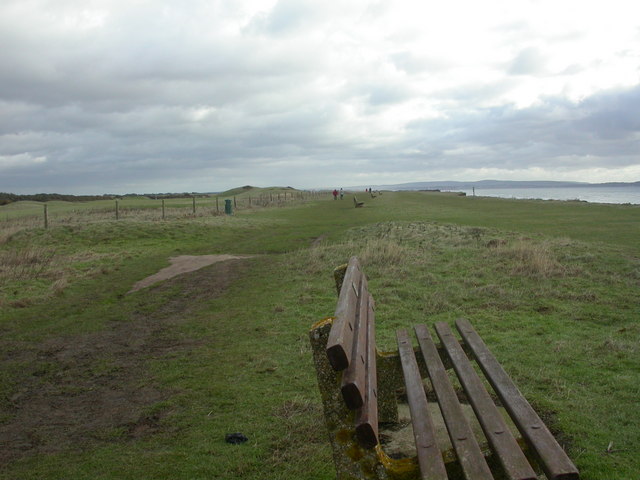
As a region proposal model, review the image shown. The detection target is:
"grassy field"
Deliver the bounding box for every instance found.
[0,190,638,479]
[0,187,314,222]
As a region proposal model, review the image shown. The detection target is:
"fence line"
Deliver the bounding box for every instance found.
[1,191,331,231]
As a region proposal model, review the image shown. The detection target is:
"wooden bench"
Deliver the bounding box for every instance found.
[354,196,365,208]
[310,257,579,480]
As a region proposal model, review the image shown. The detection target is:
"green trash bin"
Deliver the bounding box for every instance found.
[224,199,233,215]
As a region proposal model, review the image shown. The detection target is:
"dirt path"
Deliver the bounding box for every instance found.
[129,254,252,292]
[0,258,250,466]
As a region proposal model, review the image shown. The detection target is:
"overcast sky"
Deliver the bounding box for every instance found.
[1,0,639,194]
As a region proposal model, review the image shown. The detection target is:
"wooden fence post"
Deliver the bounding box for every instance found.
[44,204,48,229]
[162,199,165,219]
[115,200,119,220]
[234,196,237,208]
[216,196,219,212]
[192,196,196,214]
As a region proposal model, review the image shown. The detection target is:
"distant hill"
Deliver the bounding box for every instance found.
[217,185,298,196]
[218,185,257,196]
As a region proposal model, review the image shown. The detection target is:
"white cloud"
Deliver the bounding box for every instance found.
[508,47,546,76]
[0,153,47,171]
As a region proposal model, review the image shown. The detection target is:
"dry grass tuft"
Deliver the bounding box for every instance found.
[0,246,57,281]
[0,245,118,305]
[50,277,69,296]
[273,397,317,420]
[0,225,24,245]
[360,238,412,268]
[498,240,567,278]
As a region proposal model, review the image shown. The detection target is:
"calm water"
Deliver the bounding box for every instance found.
[453,186,640,205]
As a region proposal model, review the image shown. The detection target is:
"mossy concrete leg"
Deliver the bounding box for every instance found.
[376,354,400,424]
[310,319,395,480]
[333,263,348,296]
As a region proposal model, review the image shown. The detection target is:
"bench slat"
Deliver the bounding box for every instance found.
[414,325,494,480]
[434,323,537,480]
[396,329,448,480]
[455,319,580,480]
[355,293,379,448]
[326,257,361,371]
[341,275,369,409]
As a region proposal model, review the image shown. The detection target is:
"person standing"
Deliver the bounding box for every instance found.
[332,189,338,200]
[340,188,344,199]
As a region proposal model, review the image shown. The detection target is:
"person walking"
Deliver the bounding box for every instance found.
[332,189,338,200]
[339,188,344,199]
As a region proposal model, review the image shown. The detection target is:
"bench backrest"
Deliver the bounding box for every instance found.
[326,256,378,448]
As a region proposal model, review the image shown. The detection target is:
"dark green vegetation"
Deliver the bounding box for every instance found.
[0,188,258,206]
[1,191,638,479]
[0,192,118,206]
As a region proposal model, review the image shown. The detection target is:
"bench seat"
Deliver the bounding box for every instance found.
[310,256,579,480]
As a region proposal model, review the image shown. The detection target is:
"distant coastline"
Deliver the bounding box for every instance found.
[361,180,640,191]
[349,180,640,205]
[455,186,640,205]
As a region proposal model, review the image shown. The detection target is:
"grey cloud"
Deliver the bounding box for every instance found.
[405,85,640,171]
[507,47,546,75]
[1,1,639,194]
[390,51,452,74]
[577,87,640,140]
[360,83,412,106]
[0,4,323,114]
[247,0,334,36]
[4,83,640,193]
[435,79,519,108]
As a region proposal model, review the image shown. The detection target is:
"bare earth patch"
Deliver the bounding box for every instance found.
[0,257,250,466]
[129,254,252,292]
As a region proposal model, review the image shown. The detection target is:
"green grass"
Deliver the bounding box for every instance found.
[0,192,638,479]
[0,186,315,222]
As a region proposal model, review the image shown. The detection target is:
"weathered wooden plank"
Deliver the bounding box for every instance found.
[455,318,580,480]
[341,274,369,409]
[396,329,448,480]
[326,256,361,371]
[434,322,537,480]
[355,293,379,448]
[415,324,494,480]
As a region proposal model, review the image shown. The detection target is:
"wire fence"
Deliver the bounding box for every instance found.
[0,191,330,239]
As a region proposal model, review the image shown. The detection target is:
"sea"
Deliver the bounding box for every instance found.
[449,185,640,205]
